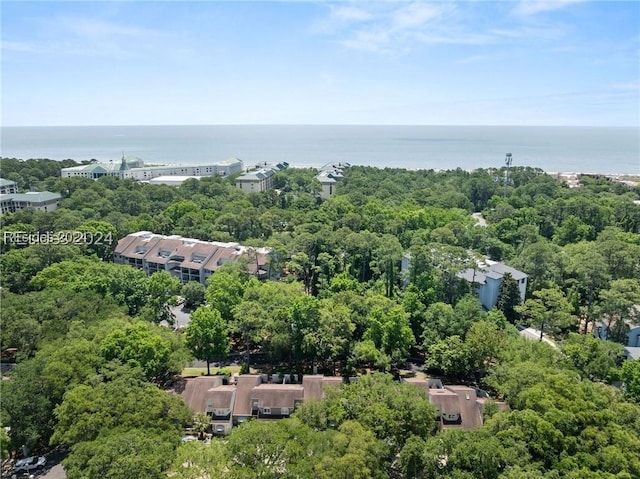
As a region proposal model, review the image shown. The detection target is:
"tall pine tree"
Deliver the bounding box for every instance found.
[497,272,522,324]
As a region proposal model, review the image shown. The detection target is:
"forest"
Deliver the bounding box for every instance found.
[1,157,639,478]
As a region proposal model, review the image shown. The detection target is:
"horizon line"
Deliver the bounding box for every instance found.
[2,123,638,129]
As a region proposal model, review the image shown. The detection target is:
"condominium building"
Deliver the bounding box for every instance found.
[0,178,18,195]
[315,162,349,199]
[113,231,269,284]
[0,191,61,214]
[235,162,289,193]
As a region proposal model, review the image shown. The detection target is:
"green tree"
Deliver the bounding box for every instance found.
[185,306,230,376]
[205,266,253,322]
[62,428,179,479]
[141,271,181,324]
[560,333,623,381]
[100,323,172,381]
[181,281,206,309]
[620,360,640,403]
[365,301,415,364]
[296,373,438,455]
[597,279,640,343]
[426,335,472,377]
[497,272,522,324]
[516,287,576,340]
[76,219,118,260]
[1,357,55,449]
[51,375,190,447]
[348,340,391,372]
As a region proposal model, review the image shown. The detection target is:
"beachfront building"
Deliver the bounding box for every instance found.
[457,260,528,310]
[315,162,349,199]
[61,156,243,181]
[113,231,270,284]
[235,162,289,193]
[0,178,18,195]
[60,156,144,179]
[0,191,62,214]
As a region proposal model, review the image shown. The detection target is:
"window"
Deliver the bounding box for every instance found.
[263,407,271,415]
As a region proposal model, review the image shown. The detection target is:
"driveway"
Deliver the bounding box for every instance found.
[518,326,558,349]
[37,464,65,479]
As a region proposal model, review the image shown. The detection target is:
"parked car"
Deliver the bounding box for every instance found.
[14,456,46,472]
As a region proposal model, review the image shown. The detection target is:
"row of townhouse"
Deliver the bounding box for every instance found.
[113,231,269,284]
[61,156,243,180]
[178,374,507,435]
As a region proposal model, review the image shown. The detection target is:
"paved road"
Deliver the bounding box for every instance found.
[38,464,65,479]
[518,326,558,349]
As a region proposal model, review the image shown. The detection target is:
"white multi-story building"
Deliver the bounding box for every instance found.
[235,162,288,193]
[61,156,243,181]
[315,162,349,199]
[0,178,18,194]
[0,191,61,214]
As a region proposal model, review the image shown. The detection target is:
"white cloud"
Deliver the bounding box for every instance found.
[5,14,171,59]
[391,2,450,30]
[512,0,586,16]
[1,41,41,54]
[331,5,374,23]
[314,1,570,54]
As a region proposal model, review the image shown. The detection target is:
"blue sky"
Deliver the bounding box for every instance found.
[2,1,638,126]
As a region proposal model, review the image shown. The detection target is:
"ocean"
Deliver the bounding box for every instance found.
[1,125,638,174]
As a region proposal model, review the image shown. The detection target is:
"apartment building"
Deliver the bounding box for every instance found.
[113,231,269,284]
[316,162,349,199]
[0,191,61,214]
[0,178,18,194]
[235,162,289,193]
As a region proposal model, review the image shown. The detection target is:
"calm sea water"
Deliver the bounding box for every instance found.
[1,125,638,174]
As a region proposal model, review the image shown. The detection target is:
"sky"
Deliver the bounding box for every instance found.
[1,0,639,127]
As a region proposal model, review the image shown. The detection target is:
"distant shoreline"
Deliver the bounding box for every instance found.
[2,125,638,175]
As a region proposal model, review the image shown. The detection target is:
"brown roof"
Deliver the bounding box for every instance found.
[403,377,429,395]
[429,389,461,416]
[252,384,304,408]
[233,375,262,416]
[116,233,163,259]
[180,376,224,414]
[208,385,236,409]
[203,246,239,273]
[179,242,219,270]
[302,375,324,401]
[114,234,139,255]
[445,386,483,429]
[145,238,184,265]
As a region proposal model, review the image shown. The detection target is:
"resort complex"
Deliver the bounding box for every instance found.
[60,156,243,180]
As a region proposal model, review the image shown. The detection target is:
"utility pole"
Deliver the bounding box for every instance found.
[504,153,513,198]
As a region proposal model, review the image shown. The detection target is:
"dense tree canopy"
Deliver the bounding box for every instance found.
[2,159,640,477]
